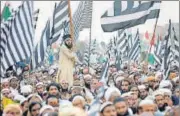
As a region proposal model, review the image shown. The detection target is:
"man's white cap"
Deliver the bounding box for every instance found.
[104,87,121,101]
[14,94,25,102]
[36,82,44,87]
[159,80,172,89]
[100,102,113,112]
[121,92,133,98]
[21,85,32,93]
[84,74,92,79]
[138,85,146,90]
[39,105,54,115]
[1,78,9,83]
[159,88,172,97]
[139,99,154,106]
[153,89,164,97]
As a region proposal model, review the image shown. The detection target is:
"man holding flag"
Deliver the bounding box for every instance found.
[57,34,80,86]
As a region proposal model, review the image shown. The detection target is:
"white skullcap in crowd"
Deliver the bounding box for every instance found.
[121,92,133,98]
[159,88,172,97]
[27,94,43,102]
[159,80,172,89]
[36,82,44,87]
[21,85,32,93]
[115,76,124,82]
[14,94,25,102]
[39,105,54,115]
[2,88,10,93]
[138,85,146,90]
[139,99,154,107]
[104,87,121,101]
[155,71,162,78]
[100,102,113,112]
[84,74,92,79]
[20,98,28,105]
[153,89,164,98]
[72,95,85,103]
[1,78,9,83]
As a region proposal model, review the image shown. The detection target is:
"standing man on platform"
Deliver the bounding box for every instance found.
[57,34,79,87]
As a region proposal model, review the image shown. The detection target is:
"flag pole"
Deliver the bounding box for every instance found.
[68,0,74,40]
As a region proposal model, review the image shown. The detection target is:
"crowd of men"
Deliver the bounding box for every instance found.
[0,60,180,116]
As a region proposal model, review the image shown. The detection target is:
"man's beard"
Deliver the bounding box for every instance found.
[62,88,68,92]
[65,43,72,49]
[158,103,167,112]
[85,82,91,89]
[117,110,129,116]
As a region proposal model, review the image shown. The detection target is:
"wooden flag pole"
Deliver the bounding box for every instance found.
[68,0,74,40]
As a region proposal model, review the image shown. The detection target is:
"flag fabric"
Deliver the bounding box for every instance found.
[154,35,162,65]
[145,31,149,39]
[128,29,141,61]
[0,3,14,59]
[101,1,161,32]
[171,27,179,69]
[64,1,93,40]
[33,9,40,29]
[162,20,172,79]
[51,1,69,43]
[31,1,69,69]
[80,1,93,30]
[117,30,127,55]
[0,1,34,75]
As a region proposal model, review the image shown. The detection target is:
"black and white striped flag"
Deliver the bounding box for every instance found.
[31,1,69,69]
[0,1,34,75]
[33,9,40,29]
[117,31,127,56]
[64,1,93,40]
[101,1,161,32]
[171,27,179,69]
[154,35,163,65]
[162,20,173,79]
[128,29,141,61]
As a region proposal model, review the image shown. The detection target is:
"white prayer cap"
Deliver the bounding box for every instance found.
[104,87,121,101]
[115,76,124,82]
[159,80,172,89]
[39,105,54,115]
[72,96,85,102]
[27,94,43,102]
[20,98,28,105]
[153,90,164,98]
[14,94,25,102]
[159,88,172,97]
[36,82,44,87]
[100,102,113,112]
[139,99,154,107]
[1,78,9,83]
[138,85,146,90]
[9,76,17,81]
[21,85,32,93]
[121,92,133,98]
[2,88,10,93]
[84,74,92,79]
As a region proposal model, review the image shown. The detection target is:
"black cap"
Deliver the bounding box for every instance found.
[63,34,71,41]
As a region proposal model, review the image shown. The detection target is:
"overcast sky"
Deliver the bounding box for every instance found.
[1,1,179,44]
